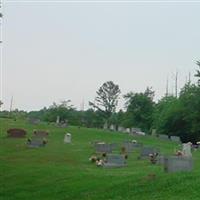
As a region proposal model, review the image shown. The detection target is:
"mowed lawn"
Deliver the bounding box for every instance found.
[1,118,200,200]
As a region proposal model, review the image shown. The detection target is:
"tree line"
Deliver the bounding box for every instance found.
[1,61,200,143]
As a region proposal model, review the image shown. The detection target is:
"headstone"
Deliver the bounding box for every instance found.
[131,128,141,134]
[122,141,143,153]
[7,128,27,138]
[139,147,160,159]
[28,118,40,125]
[118,126,125,132]
[158,134,169,140]
[95,143,114,153]
[157,155,165,165]
[103,123,108,130]
[110,124,116,131]
[182,143,192,157]
[125,128,131,134]
[170,136,181,143]
[56,116,60,124]
[33,130,48,138]
[164,156,193,173]
[64,133,71,143]
[103,154,127,168]
[152,129,157,136]
[27,137,46,148]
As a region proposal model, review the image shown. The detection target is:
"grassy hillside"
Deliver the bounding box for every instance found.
[1,118,200,200]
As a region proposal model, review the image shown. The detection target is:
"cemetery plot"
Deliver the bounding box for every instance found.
[164,156,193,173]
[7,128,27,138]
[103,154,127,168]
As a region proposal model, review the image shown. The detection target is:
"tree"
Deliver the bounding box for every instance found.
[124,87,155,132]
[89,81,121,121]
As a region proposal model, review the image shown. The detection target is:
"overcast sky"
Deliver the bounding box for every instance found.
[1,1,200,111]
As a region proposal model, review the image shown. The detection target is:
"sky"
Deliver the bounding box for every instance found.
[1,0,200,111]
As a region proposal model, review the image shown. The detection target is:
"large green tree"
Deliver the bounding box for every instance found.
[89,81,121,121]
[124,87,155,132]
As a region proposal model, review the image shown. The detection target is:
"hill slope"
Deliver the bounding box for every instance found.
[1,118,200,200]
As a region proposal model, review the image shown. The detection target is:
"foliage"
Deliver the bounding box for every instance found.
[124,87,155,132]
[89,81,121,121]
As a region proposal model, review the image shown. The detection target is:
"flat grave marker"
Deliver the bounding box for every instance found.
[7,128,27,138]
[103,154,127,168]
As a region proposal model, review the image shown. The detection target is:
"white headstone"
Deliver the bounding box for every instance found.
[64,133,71,143]
[110,124,116,131]
[182,143,192,157]
[56,116,60,124]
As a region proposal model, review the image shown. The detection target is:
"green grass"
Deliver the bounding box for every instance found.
[1,118,200,200]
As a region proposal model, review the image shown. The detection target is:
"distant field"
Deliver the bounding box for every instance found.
[1,118,200,200]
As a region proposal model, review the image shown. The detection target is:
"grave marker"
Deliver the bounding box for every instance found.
[7,128,27,138]
[103,154,127,168]
[33,130,48,138]
[139,147,160,159]
[164,156,193,173]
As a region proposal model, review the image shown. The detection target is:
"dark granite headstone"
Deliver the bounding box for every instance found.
[7,128,27,138]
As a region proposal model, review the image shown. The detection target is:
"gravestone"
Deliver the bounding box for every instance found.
[28,118,40,125]
[103,123,108,130]
[122,142,143,153]
[182,143,192,157]
[118,126,125,132]
[110,124,116,131]
[27,137,46,148]
[95,143,114,153]
[64,133,71,143]
[33,130,48,138]
[7,128,27,138]
[103,154,127,168]
[152,129,157,136]
[157,155,165,165]
[131,128,141,134]
[125,128,131,134]
[170,136,181,143]
[56,116,60,124]
[139,147,160,159]
[164,156,193,173]
[158,134,169,140]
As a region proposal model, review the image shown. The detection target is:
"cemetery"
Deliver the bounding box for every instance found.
[1,118,200,200]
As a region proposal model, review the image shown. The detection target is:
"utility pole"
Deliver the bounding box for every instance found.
[188,72,191,84]
[175,71,178,98]
[9,96,13,113]
[166,77,169,97]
